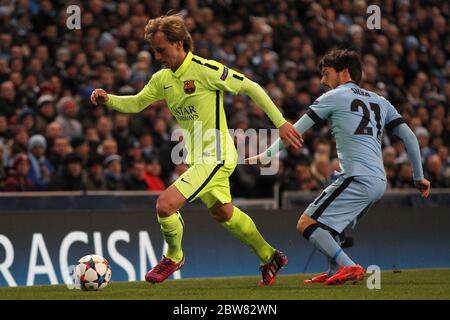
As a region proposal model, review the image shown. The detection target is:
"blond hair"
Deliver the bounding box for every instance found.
[144,14,193,52]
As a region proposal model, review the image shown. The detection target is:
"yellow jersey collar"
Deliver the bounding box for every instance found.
[173,51,193,78]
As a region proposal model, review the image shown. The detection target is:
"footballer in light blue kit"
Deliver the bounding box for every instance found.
[248,49,431,285]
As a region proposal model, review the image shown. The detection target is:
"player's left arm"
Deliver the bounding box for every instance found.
[384,99,430,197]
[389,122,430,197]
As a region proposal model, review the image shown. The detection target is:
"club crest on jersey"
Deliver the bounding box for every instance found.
[183,80,196,94]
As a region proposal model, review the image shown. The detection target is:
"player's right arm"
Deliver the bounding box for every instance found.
[90,71,164,113]
[384,98,430,197]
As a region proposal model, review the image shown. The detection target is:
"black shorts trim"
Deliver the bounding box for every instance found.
[186,162,225,202]
[310,177,354,220]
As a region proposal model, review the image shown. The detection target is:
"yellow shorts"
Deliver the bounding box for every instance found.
[174,160,237,209]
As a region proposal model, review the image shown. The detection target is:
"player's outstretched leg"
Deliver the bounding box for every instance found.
[304,234,342,284]
[299,214,365,285]
[220,206,288,286]
[146,211,185,284]
[147,186,187,284]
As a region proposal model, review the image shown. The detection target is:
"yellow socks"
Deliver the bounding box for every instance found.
[157,211,184,263]
[221,206,275,263]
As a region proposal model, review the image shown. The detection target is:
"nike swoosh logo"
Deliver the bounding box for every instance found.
[164,85,173,90]
[181,178,190,184]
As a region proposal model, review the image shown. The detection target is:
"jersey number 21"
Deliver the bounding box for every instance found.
[351,99,382,142]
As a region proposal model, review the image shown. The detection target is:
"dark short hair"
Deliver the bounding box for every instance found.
[319,49,362,83]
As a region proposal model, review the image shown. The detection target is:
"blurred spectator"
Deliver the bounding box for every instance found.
[99,138,118,158]
[55,97,83,139]
[230,163,260,197]
[50,153,87,191]
[35,94,56,133]
[45,121,63,144]
[0,81,19,121]
[384,162,397,189]
[3,153,34,192]
[0,114,11,143]
[85,155,107,190]
[123,139,143,171]
[103,154,124,190]
[425,154,449,188]
[139,131,157,161]
[395,162,415,188]
[85,126,101,153]
[144,157,165,191]
[415,126,434,163]
[310,154,332,188]
[152,117,170,148]
[18,108,36,135]
[71,137,90,166]
[96,116,113,140]
[391,138,409,165]
[112,113,131,153]
[48,136,70,173]
[314,138,332,159]
[10,126,29,156]
[382,146,397,167]
[123,159,148,190]
[27,134,54,190]
[283,159,320,191]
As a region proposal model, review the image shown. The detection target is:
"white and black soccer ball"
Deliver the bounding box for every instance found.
[75,254,112,291]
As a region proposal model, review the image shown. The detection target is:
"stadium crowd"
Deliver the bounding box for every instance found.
[0,0,449,196]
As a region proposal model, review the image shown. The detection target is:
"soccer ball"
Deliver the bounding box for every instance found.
[75,254,112,291]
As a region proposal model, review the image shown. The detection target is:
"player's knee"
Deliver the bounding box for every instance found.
[210,203,233,222]
[297,214,315,235]
[156,194,176,217]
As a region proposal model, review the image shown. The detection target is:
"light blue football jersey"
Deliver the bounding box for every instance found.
[307,82,403,179]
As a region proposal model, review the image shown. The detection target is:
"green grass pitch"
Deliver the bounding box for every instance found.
[1,269,449,300]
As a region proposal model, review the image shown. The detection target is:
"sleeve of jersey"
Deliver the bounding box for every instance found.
[391,123,424,181]
[105,73,163,113]
[240,78,286,128]
[260,114,315,161]
[199,60,244,94]
[307,93,334,121]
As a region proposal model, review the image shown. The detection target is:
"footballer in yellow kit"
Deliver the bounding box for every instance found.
[91,13,302,286]
[107,50,286,208]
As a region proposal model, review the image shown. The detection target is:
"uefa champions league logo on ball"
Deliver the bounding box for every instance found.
[66,255,112,291]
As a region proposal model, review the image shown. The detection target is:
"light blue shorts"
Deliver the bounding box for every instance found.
[305,175,387,233]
